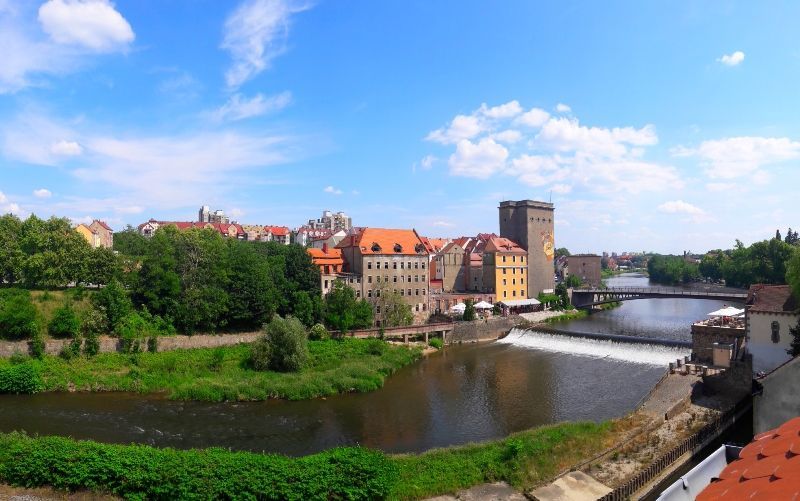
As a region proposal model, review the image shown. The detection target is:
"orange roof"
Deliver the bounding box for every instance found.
[307,247,344,266]
[264,226,290,236]
[697,416,800,500]
[420,236,449,254]
[484,237,526,255]
[336,227,427,256]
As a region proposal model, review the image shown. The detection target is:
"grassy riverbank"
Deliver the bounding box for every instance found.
[0,338,421,401]
[0,420,615,500]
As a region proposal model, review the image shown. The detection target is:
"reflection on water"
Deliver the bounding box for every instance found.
[0,342,664,456]
[559,273,745,341]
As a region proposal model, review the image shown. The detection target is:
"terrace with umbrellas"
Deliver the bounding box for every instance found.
[690,305,747,371]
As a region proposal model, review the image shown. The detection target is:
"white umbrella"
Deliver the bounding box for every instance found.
[474,301,494,309]
[449,303,466,313]
[707,306,744,317]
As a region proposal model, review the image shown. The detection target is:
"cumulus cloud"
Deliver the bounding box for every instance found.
[33,188,52,198]
[491,129,522,144]
[38,0,134,52]
[514,107,550,128]
[420,155,436,170]
[221,0,310,89]
[478,100,522,119]
[426,114,484,144]
[555,103,571,113]
[211,91,292,121]
[323,185,343,195]
[448,138,508,179]
[717,50,745,66]
[0,191,21,215]
[658,200,704,215]
[675,136,800,180]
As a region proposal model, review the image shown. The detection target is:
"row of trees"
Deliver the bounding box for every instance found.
[698,237,797,288]
[647,255,701,285]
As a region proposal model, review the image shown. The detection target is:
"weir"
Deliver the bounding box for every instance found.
[498,328,691,366]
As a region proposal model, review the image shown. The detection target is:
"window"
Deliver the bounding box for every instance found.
[513,290,517,297]
[502,255,506,263]
[407,288,412,296]
[324,280,329,288]
[521,289,525,296]
[400,262,405,269]
[422,289,426,295]
[513,268,516,274]
[376,289,381,297]
[521,256,525,263]
[415,304,420,312]
[521,278,524,285]
[376,305,381,313]
[512,256,516,263]
[503,268,507,275]
[422,262,426,269]
[415,289,419,296]
[503,279,507,285]
[400,289,405,296]
[393,276,398,283]
[393,262,397,269]
[503,291,507,298]
[368,276,373,284]
[772,321,781,343]
[324,265,330,274]
[423,304,427,311]
[356,290,360,298]
[368,290,372,298]
[414,275,419,282]
[384,262,389,269]
[512,278,516,285]
[394,243,402,252]
[367,262,372,270]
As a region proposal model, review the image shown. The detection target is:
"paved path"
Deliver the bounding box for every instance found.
[425,482,526,500]
[528,472,612,501]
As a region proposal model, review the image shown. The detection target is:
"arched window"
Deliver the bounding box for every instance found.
[771,321,781,343]
[371,243,381,252]
[394,243,402,253]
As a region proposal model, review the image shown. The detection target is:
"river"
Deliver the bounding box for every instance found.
[0,273,735,456]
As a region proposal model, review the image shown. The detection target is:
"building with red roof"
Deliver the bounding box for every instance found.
[746,284,800,373]
[75,219,114,249]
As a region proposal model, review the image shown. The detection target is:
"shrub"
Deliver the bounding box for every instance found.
[59,335,82,360]
[462,299,476,322]
[250,316,308,372]
[0,363,44,394]
[0,289,40,340]
[92,278,132,332]
[117,312,150,353]
[147,336,158,353]
[309,323,330,341]
[8,352,29,365]
[428,338,444,350]
[48,304,80,339]
[29,333,45,359]
[209,347,225,372]
[364,338,387,356]
[80,307,107,357]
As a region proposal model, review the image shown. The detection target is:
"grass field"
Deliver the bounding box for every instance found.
[1,338,421,401]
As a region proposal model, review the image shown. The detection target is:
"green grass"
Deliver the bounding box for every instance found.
[0,339,421,401]
[28,289,95,336]
[544,309,588,323]
[389,421,613,499]
[0,420,615,500]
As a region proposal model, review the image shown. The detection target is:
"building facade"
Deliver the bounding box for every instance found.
[336,228,430,325]
[566,254,602,287]
[198,205,230,224]
[307,210,352,233]
[435,241,467,293]
[482,237,528,300]
[746,284,799,373]
[498,200,555,297]
[75,220,114,249]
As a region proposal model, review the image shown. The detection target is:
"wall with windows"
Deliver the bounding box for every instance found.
[361,254,430,325]
[485,252,528,300]
[747,310,798,373]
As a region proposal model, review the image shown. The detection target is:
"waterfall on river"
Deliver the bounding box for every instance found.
[498,328,691,366]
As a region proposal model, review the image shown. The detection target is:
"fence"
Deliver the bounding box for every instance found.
[598,397,751,501]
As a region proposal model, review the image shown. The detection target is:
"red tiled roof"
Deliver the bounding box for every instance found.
[747,285,799,314]
[307,247,344,266]
[93,220,113,232]
[264,226,290,236]
[697,417,800,500]
[336,227,427,256]
[484,237,526,255]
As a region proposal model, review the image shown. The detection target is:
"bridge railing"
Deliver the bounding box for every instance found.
[572,286,747,299]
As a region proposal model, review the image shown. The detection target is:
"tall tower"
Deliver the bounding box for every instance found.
[199,205,210,223]
[498,200,555,298]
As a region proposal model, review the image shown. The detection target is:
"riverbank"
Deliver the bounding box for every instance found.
[0,338,421,401]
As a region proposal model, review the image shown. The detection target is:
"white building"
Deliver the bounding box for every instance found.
[745,284,799,374]
[307,210,352,232]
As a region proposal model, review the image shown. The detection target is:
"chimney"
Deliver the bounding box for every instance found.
[322,242,328,253]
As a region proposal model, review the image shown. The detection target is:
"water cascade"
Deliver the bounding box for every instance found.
[498,328,691,366]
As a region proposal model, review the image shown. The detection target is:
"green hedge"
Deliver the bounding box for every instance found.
[0,433,397,500]
[0,363,44,394]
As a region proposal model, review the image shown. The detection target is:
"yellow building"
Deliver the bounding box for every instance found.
[482,237,527,300]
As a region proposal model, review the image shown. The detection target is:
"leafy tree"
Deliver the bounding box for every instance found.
[93,278,133,332]
[86,247,119,286]
[786,228,799,246]
[113,225,149,257]
[226,240,277,329]
[48,304,80,339]
[291,290,321,327]
[555,282,571,309]
[250,316,309,372]
[133,226,181,321]
[565,274,583,288]
[309,323,330,341]
[647,255,700,285]
[788,249,800,300]
[787,317,800,357]
[0,214,24,284]
[80,308,106,357]
[376,282,413,327]
[0,289,40,340]
[324,280,372,333]
[555,248,571,258]
[462,299,476,322]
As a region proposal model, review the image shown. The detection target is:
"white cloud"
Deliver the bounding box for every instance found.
[491,129,522,144]
[431,220,455,228]
[51,139,83,156]
[514,107,550,128]
[221,0,310,89]
[551,183,572,194]
[420,155,436,170]
[323,185,343,195]
[717,51,745,67]
[33,188,52,198]
[0,191,21,215]
[212,91,292,121]
[676,136,800,179]
[478,100,522,119]
[705,182,736,192]
[38,0,134,52]
[658,200,704,215]
[555,103,571,113]
[535,117,657,155]
[448,138,508,179]
[426,114,484,144]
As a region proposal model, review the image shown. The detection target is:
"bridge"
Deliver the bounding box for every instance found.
[571,287,749,309]
[332,322,455,343]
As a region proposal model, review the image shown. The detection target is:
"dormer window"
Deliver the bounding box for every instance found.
[371,243,381,252]
[415,243,425,253]
[394,243,402,253]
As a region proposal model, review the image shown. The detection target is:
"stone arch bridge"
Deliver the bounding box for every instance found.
[571,287,748,309]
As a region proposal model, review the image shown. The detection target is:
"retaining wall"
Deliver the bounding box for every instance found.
[447,316,523,344]
[0,332,262,358]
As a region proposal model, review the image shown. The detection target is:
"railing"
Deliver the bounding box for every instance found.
[597,397,752,501]
[573,286,748,299]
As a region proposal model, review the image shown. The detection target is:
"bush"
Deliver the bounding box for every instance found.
[0,363,44,394]
[0,289,40,340]
[92,278,132,332]
[308,323,330,341]
[29,333,45,359]
[48,304,80,339]
[250,316,309,372]
[0,433,398,500]
[364,338,387,356]
[147,336,158,353]
[8,352,29,365]
[59,335,82,360]
[428,338,444,350]
[209,347,225,372]
[462,299,476,322]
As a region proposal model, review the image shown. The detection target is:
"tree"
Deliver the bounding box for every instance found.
[555,248,571,258]
[86,247,119,286]
[565,274,583,288]
[324,280,372,333]
[113,226,149,257]
[788,249,800,300]
[48,304,80,339]
[250,316,309,372]
[787,317,800,358]
[0,214,23,284]
[555,282,571,309]
[777,229,783,241]
[376,282,413,327]
[462,299,476,322]
[93,278,133,332]
[226,240,277,330]
[786,228,799,246]
[0,289,40,340]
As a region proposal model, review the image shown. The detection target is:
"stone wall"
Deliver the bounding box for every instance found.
[754,356,800,434]
[447,315,523,344]
[0,332,262,358]
[702,355,753,399]
[691,325,745,364]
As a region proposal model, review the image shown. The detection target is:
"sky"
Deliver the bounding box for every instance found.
[1,0,799,254]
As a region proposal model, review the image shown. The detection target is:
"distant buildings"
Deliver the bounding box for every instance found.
[566,254,602,287]
[198,205,230,224]
[137,206,290,244]
[75,220,114,249]
[306,210,352,233]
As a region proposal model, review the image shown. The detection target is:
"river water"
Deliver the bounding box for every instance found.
[0,273,736,456]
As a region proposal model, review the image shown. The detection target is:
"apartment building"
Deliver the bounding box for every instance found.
[482,236,528,300]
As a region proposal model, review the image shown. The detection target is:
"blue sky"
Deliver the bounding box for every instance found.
[1,0,798,254]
